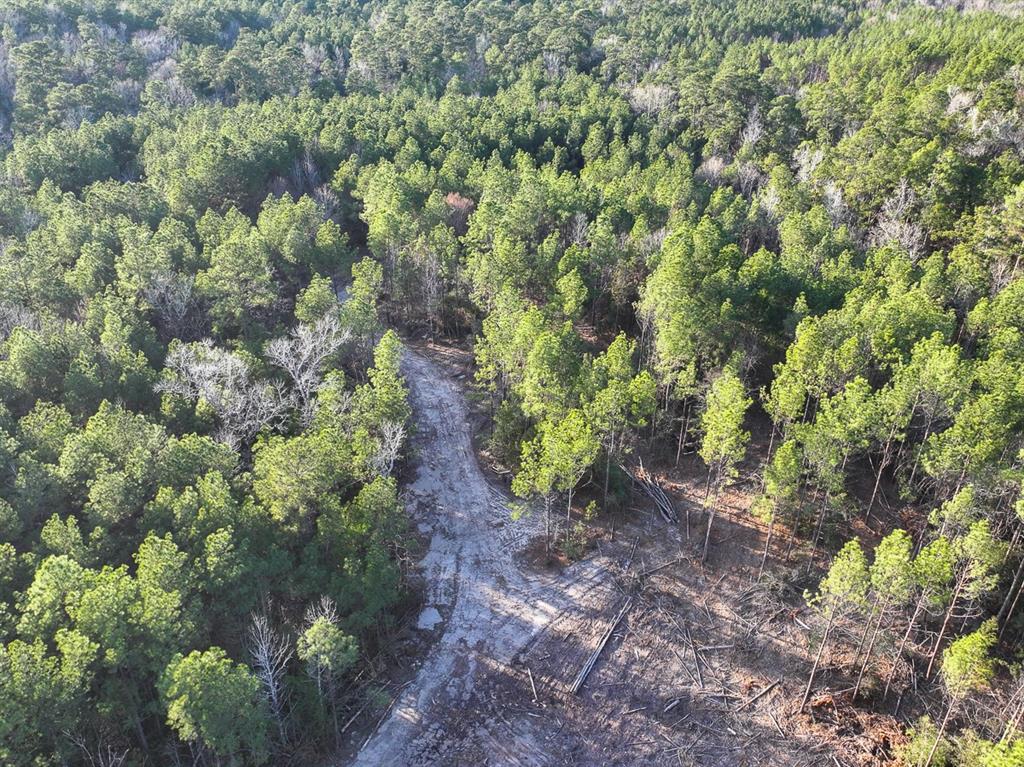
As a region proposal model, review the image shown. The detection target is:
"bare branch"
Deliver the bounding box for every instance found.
[0,301,40,341]
[367,420,406,478]
[64,732,129,767]
[247,611,293,743]
[870,178,927,261]
[157,341,293,448]
[142,271,196,338]
[304,595,339,628]
[266,315,350,425]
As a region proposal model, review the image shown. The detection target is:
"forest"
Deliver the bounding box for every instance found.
[0,0,1022,765]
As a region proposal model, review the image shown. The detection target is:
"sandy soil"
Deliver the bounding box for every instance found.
[349,349,611,766]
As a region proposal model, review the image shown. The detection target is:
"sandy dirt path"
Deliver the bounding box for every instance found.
[350,349,608,767]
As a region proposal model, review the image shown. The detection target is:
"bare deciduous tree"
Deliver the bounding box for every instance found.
[143,271,196,339]
[870,178,927,261]
[737,162,762,198]
[542,49,564,80]
[0,300,40,341]
[627,83,675,116]
[313,184,340,220]
[696,155,727,186]
[265,314,351,425]
[158,341,293,448]
[1001,670,1024,742]
[132,28,178,63]
[823,181,851,228]
[0,40,14,104]
[65,732,129,767]
[740,104,764,147]
[759,184,782,223]
[290,148,322,194]
[793,145,823,183]
[367,420,406,478]
[247,610,293,744]
[567,212,589,247]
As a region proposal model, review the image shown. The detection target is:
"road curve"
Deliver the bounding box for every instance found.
[349,348,605,766]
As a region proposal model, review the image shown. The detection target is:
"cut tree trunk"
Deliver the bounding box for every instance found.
[569,597,633,694]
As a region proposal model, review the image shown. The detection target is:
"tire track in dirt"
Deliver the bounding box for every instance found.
[349,349,608,766]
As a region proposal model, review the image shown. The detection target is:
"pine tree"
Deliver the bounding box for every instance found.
[801,540,870,712]
[923,620,998,767]
[698,368,751,563]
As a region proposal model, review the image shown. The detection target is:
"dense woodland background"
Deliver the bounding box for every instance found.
[0,0,1022,765]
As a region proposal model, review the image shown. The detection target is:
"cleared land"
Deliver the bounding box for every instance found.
[348,344,905,767]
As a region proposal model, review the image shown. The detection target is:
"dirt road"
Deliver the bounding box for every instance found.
[350,349,608,766]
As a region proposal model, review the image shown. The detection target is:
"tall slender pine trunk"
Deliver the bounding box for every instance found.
[884,597,925,701]
[675,400,691,466]
[997,553,1024,638]
[759,425,776,495]
[926,578,965,679]
[800,609,836,713]
[757,509,775,582]
[867,422,898,519]
[923,699,956,767]
[702,479,722,564]
[854,596,890,699]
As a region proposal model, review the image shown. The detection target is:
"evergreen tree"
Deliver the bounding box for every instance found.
[698,368,751,562]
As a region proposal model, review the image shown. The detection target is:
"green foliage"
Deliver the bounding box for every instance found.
[341,257,385,360]
[0,636,94,766]
[899,716,954,767]
[0,0,1023,762]
[312,476,405,626]
[160,647,270,763]
[514,409,600,502]
[870,529,915,606]
[297,617,359,687]
[958,735,1024,767]
[490,397,529,467]
[253,429,350,531]
[699,368,752,479]
[807,539,870,619]
[753,438,801,523]
[195,208,276,336]
[941,619,997,701]
[913,537,957,609]
[296,275,340,324]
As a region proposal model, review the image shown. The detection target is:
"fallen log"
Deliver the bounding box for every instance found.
[569,597,633,695]
[639,557,683,579]
[736,679,780,711]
